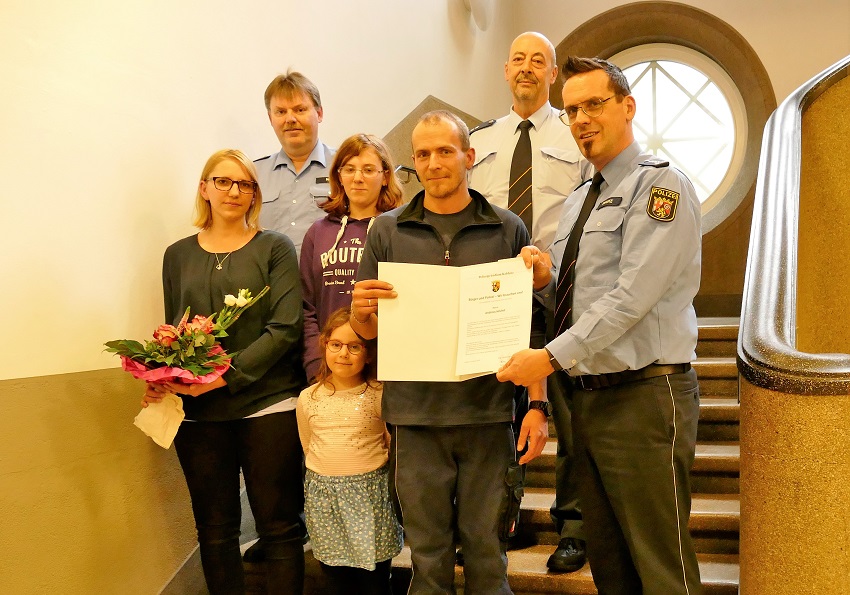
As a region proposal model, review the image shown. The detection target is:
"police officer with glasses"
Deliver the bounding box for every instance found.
[498,56,703,595]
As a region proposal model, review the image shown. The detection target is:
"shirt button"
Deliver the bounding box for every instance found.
[597,222,602,227]
[571,359,577,365]
[292,199,297,203]
[290,222,296,226]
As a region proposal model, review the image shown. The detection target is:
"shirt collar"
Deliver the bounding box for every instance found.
[508,102,553,132]
[271,141,330,171]
[598,141,643,190]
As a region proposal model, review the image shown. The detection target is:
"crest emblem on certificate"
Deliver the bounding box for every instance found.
[647,187,679,222]
[492,280,501,292]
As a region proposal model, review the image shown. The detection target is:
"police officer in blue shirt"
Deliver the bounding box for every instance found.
[255,71,336,258]
[498,56,703,595]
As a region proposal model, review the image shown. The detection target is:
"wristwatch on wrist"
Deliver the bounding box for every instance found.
[544,347,563,372]
[528,400,552,418]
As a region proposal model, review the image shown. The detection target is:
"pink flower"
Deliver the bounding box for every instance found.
[153,324,180,347]
[187,315,214,334]
[119,353,230,384]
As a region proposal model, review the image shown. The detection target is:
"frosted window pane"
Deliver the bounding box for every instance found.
[623,59,736,203]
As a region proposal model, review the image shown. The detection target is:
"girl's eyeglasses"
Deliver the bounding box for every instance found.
[326,340,365,355]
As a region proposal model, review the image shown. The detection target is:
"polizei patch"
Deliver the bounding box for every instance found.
[646,186,679,222]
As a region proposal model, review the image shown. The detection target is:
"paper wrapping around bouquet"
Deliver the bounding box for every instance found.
[134,392,185,449]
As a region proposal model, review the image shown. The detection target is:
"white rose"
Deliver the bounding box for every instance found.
[235,296,249,307]
[224,294,238,307]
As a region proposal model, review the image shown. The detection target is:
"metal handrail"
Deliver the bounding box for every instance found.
[394,165,419,184]
[738,54,850,395]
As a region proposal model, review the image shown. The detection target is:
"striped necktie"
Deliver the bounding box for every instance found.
[554,172,604,336]
[508,120,533,234]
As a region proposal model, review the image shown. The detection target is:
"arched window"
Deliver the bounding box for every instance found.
[552,2,776,235]
[610,44,747,213]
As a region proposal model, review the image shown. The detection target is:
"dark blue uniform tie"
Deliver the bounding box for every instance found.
[554,172,604,336]
[508,120,534,234]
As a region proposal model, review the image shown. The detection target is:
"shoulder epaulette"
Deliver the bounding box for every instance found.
[253,155,272,163]
[639,157,669,168]
[470,119,496,135]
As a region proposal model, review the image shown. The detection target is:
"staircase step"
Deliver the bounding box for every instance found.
[693,443,740,474]
[527,441,739,490]
[699,397,740,422]
[693,357,738,378]
[698,397,740,442]
[519,488,739,553]
[697,317,740,338]
[696,318,740,359]
[691,443,740,494]
[693,358,739,397]
[389,546,738,595]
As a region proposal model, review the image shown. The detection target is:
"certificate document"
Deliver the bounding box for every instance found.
[377,258,532,381]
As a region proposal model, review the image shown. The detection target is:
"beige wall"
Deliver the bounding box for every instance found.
[0,369,195,594]
[0,2,517,592]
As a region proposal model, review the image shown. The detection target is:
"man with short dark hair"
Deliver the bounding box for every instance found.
[469,31,588,573]
[498,57,703,594]
[255,71,336,256]
[351,110,548,594]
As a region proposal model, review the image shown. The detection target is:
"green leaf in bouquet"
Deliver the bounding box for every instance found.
[103,339,146,356]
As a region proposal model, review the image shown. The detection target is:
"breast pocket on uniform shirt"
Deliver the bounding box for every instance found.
[469,149,498,195]
[538,146,582,196]
[581,204,627,286]
[310,178,331,207]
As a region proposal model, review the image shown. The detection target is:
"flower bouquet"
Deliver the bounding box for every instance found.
[105,287,269,448]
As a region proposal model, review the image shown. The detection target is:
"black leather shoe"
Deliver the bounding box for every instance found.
[242,541,265,563]
[546,537,586,573]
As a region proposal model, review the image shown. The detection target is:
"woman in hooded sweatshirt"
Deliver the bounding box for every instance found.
[300,134,402,381]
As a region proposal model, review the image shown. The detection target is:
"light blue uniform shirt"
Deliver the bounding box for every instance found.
[545,141,701,376]
[469,103,588,252]
[254,141,336,257]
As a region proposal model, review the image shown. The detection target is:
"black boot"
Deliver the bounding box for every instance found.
[546,537,586,573]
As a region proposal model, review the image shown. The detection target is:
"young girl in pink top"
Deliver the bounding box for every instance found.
[295,307,403,594]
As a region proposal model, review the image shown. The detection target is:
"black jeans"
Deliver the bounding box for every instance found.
[319,559,393,595]
[174,410,305,595]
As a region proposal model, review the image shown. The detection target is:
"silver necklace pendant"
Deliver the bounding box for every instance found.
[214,251,231,271]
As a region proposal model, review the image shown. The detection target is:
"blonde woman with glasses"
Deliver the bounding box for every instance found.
[143,149,307,594]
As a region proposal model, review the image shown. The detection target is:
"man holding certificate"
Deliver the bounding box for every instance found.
[351,110,547,595]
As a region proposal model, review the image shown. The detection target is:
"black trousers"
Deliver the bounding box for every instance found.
[174,410,305,595]
[319,559,393,595]
[548,373,584,540]
[573,369,702,595]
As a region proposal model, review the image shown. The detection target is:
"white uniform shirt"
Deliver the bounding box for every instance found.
[469,103,587,252]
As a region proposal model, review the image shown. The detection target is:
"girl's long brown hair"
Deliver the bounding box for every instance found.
[310,307,379,396]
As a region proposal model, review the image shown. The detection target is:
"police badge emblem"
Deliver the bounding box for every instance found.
[647,186,679,222]
[492,280,501,292]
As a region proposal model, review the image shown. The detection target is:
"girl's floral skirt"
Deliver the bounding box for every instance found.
[305,465,403,570]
